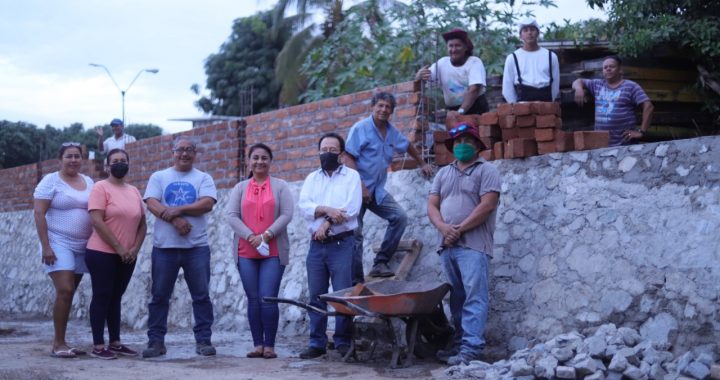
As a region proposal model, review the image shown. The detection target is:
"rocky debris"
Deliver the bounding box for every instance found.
[443,324,718,379]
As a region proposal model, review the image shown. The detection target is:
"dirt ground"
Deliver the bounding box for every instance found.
[0,316,448,380]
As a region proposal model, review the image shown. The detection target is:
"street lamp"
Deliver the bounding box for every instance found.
[89,63,159,124]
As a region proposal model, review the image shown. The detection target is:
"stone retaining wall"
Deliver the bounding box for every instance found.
[1,136,718,357]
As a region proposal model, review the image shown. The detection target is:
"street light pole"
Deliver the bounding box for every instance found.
[89,63,159,124]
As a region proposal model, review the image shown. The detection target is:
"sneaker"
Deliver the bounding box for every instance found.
[367,262,394,277]
[109,344,138,357]
[447,353,480,366]
[142,342,167,358]
[196,342,216,356]
[90,348,117,360]
[299,346,326,359]
[436,347,460,363]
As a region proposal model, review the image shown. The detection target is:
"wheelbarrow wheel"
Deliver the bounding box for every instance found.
[406,305,453,359]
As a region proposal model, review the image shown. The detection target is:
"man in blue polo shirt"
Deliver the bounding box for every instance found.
[345,92,433,282]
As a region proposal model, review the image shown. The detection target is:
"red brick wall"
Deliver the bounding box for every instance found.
[0,81,423,210]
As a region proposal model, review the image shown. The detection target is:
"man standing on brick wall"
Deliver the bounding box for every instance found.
[415,28,489,115]
[502,18,560,103]
[572,55,654,146]
[141,136,218,358]
[297,132,362,359]
[96,118,136,153]
[427,124,501,365]
[345,92,433,282]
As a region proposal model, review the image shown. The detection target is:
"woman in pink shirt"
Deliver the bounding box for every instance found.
[226,143,294,359]
[85,149,147,360]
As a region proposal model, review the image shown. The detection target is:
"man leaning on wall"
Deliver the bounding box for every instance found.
[344,91,433,283]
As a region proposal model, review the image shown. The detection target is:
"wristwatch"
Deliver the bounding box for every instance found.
[458,108,465,115]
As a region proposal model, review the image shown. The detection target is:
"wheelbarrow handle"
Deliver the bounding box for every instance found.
[318,295,382,318]
[262,296,337,316]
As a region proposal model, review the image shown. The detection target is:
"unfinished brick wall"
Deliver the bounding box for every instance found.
[0,82,422,211]
[242,81,421,182]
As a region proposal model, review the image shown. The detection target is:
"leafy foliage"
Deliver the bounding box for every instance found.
[542,18,610,45]
[196,10,295,115]
[586,0,720,70]
[298,0,557,102]
[0,121,162,169]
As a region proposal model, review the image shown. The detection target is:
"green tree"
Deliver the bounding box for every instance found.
[0,121,41,169]
[298,0,557,102]
[195,10,295,115]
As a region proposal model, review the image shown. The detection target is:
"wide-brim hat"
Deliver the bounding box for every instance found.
[442,28,474,56]
[444,121,483,151]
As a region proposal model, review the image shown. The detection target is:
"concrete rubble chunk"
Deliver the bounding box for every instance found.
[533,356,559,379]
[585,335,608,358]
[609,353,629,372]
[571,354,598,376]
[555,366,576,379]
[677,352,695,374]
[623,365,647,380]
[682,362,710,380]
[510,359,534,376]
[650,363,668,380]
[585,371,606,380]
[617,327,641,346]
[605,370,623,380]
[696,353,714,367]
[640,313,678,346]
[551,347,575,363]
[710,364,720,379]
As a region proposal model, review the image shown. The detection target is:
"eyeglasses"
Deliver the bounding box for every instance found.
[174,147,196,153]
[61,142,81,147]
[448,124,469,137]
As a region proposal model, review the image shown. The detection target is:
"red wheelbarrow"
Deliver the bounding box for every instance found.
[264,279,452,368]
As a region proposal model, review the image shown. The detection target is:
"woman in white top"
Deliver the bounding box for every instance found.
[33,142,94,358]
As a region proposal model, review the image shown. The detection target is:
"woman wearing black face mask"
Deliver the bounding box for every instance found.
[84,149,147,359]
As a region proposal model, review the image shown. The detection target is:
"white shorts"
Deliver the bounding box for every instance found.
[43,243,89,274]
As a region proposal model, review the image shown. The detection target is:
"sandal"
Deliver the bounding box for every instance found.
[246,350,264,358]
[263,351,277,359]
[69,347,86,356]
[51,349,76,358]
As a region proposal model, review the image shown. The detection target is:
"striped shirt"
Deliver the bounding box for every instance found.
[582,79,649,146]
[103,134,136,152]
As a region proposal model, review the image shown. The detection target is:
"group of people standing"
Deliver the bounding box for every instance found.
[33,87,501,366]
[34,133,218,360]
[417,18,653,146]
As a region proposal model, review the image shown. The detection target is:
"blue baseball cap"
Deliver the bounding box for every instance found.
[110,118,123,126]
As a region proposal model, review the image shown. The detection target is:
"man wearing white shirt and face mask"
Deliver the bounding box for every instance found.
[502,18,560,103]
[297,132,362,360]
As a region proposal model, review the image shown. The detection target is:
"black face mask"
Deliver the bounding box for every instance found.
[320,152,340,172]
[110,162,129,179]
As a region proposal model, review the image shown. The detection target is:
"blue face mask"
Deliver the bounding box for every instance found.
[453,143,476,162]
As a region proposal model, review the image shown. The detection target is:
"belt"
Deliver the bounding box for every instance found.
[315,230,354,244]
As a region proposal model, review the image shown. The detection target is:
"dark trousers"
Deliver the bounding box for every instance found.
[447,94,489,115]
[85,248,136,346]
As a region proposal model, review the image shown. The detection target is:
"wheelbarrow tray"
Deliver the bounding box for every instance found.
[319,279,450,317]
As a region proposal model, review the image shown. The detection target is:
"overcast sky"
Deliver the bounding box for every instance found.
[0,0,605,134]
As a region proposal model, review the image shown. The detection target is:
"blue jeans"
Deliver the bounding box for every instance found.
[440,247,490,357]
[85,249,135,345]
[237,257,285,347]
[306,235,354,349]
[147,246,214,344]
[352,193,407,284]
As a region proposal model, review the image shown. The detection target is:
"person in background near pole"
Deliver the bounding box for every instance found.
[427,123,501,365]
[297,133,362,359]
[85,148,146,360]
[572,55,654,146]
[96,118,136,153]
[33,142,94,358]
[415,27,489,115]
[502,17,560,103]
[226,143,294,360]
[141,136,218,358]
[345,92,433,282]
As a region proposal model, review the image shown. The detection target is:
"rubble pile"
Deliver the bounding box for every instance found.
[445,324,719,380]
